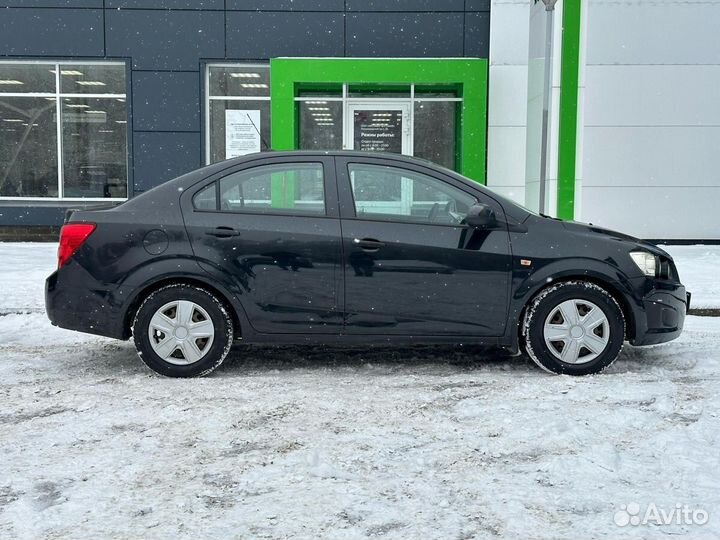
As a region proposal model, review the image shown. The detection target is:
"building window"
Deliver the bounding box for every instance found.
[295,85,462,171]
[206,64,271,165]
[0,61,128,200]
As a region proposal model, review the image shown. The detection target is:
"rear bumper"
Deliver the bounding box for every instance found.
[45,263,127,340]
[630,280,688,346]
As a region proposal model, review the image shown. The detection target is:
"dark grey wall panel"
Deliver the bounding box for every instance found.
[133,132,201,192]
[0,1,101,6]
[464,12,490,57]
[465,0,490,10]
[106,0,223,8]
[132,71,200,132]
[0,8,104,57]
[106,10,224,70]
[227,0,343,9]
[227,11,344,58]
[0,206,66,227]
[346,13,464,57]
[347,0,464,11]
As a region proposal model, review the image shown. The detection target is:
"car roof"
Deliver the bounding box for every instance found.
[220,150,439,165]
[166,150,455,190]
[125,150,532,223]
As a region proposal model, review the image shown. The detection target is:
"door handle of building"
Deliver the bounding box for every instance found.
[354,238,385,251]
[206,226,241,238]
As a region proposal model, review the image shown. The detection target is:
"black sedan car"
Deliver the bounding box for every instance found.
[46,151,688,377]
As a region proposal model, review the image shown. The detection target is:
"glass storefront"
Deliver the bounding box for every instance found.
[0,61,128,199]
[206,65,464,173]
[205,60,484,182]
[295,84,461,171]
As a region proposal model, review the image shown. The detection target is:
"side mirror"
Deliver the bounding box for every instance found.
[465,203,497,229]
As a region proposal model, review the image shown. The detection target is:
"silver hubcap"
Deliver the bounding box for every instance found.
[543,299,610,364]
[148,301,215,365]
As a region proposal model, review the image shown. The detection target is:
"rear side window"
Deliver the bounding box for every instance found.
[193,162,326,215]
[193,184,217,210]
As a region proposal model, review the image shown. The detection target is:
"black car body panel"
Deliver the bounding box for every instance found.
[334,156,512,336]
[46,151,687,351]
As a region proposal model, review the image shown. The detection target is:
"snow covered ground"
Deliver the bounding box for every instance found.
[1,243,719,539]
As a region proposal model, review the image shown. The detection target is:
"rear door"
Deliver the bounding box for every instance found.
[336,157,511,336]
[182,156,343,334]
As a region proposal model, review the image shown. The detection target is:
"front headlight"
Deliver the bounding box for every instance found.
[630,251,657,277]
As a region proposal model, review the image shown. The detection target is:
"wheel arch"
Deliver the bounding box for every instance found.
[122,275,243,340]
[515,271,637,345]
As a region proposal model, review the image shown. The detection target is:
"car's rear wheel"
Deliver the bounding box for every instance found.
[132,284,234,377]
[522,281,625,375]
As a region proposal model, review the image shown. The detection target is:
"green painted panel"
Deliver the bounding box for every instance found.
[270,171,296,209]
[270,58,488,184]
[557,0,582,220]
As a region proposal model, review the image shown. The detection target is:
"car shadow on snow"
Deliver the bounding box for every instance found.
[222,344,525,374]
[82,340,690,378]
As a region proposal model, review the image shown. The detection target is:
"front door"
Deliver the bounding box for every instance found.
[336,157,512,337]
[346,102,410,156]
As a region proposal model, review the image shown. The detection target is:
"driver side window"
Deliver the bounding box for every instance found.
[348,163,476,225]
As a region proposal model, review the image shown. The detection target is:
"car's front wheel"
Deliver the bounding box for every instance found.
[522,281,625,375]
[132,283,234,377]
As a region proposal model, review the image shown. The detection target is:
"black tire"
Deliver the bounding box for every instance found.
[521,281,625,375]
[132,283,234,377]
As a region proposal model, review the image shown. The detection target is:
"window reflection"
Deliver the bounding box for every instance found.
[59,64,126,95]
[349,163,474,225]
[0,64,55,93]
[0,97,58,197]
[217,163,325,215]
[62,98,128,198]
[299,101,342,151]
[0,62,128,199]
[414,101,458,170]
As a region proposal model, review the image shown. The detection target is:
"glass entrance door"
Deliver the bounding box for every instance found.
[345,102,410,155]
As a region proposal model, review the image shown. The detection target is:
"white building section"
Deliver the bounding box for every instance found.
[581,0,720,240]
[487,0,530,206]
[487,0,720,240]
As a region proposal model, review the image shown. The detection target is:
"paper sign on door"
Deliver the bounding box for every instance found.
[225,110,261,158]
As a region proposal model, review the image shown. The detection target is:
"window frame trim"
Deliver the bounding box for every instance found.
[0,59,130,201]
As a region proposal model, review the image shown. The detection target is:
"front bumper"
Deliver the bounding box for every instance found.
[630,279,688,346]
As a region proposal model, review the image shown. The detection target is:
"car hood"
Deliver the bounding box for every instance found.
[560,219,672,258]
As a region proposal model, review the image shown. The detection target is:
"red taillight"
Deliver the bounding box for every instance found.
[58,223,96,268]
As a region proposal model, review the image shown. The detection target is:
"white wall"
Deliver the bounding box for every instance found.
[487,0,530,205]
[580,0,720,239]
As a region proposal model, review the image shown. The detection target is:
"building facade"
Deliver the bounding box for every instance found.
[1,1,718,240]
